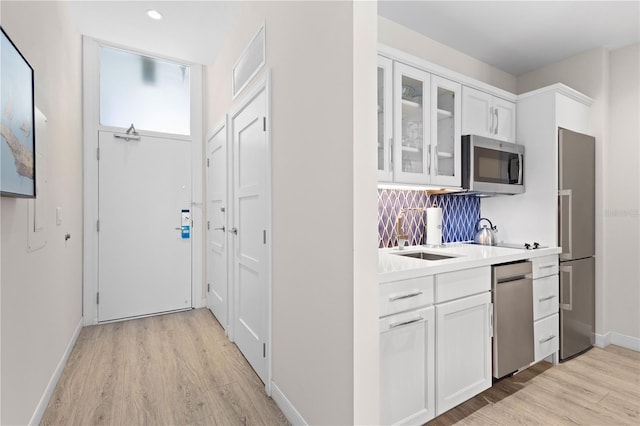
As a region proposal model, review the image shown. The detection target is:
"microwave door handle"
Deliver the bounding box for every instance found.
[518,153,523,184]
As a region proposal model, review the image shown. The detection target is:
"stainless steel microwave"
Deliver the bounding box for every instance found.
[461,135,524,196]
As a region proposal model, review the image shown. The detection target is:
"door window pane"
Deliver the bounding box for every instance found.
[100,47,190,135]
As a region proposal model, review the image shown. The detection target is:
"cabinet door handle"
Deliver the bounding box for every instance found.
[494,108,499,134]
[538,295,556,302]
[539,334,556,344]
[389,316,423,329]
[389,138,393,171]
[539,264,556,270]
[489,107,494,133]
[213,226,226,232]
[389,290,423,301]
[427,144,431,175]
[489,302,494,338]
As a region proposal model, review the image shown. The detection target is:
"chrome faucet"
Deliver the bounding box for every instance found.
[396,207,425,250]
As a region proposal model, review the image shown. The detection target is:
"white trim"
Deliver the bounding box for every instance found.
[82,36,204,324]
[232,23,266,99]
[228,69,272,394]
[270,382,308,426]
[28,317,83,426]
[190,64,204,309]
[595,331,640,352]
[378,43,517,102]
[82,36,100,325]
[517,83,594,106]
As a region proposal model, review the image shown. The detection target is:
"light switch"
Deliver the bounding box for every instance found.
[56,207,63,226]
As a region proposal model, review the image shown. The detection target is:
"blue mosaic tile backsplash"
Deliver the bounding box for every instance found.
[378,189,480,248]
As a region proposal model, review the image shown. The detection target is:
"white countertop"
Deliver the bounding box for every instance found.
[379,243,561,283]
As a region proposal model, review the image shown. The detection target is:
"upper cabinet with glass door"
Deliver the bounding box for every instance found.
[378,56,393,182]
[431,76,461,187]
[393,62,431,185]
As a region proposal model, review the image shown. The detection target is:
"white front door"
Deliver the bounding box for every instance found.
[98,131,192,322]
[206,124,228,329]
[231,87,268,383]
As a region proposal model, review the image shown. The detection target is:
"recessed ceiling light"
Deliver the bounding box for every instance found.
[146,9,163,20]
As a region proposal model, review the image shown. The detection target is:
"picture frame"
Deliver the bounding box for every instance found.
[1,26,36,198]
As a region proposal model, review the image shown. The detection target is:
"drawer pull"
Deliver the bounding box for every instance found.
[389,291,423,301]
[539,334,556,344]
[539,264,556,270]
[538,295,556,302]
[389,317,423,329]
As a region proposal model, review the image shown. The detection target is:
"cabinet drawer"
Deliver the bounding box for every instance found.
[534,313,559,362]
[532,255,559,279]
[533,274,559,321]
[380,276,434,317]
[435,266,490,303]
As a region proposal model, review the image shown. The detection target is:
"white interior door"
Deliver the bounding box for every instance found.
[206,124,228,329]
[98,131,192,322]
[231,88,268,383]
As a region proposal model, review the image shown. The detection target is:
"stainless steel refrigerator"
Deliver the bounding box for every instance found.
[558,128,596,360]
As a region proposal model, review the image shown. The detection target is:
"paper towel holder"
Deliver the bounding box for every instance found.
[425,204,443,248]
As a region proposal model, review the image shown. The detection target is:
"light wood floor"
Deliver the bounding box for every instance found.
[41,308,288,426]
[428,345,640,425]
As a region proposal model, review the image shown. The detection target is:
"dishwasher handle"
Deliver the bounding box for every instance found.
[493,261,532,284]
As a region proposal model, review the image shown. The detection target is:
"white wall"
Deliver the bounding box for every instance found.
[0,1,83,424]
[604,43,640,342]
[378,16,517,93]
[352,2,380,425]
[205,2,379,424]
[517,45,640,346]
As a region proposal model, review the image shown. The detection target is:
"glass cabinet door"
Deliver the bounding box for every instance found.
[378,56,393,182]
[393,63,431,184]
[431,76,461,187]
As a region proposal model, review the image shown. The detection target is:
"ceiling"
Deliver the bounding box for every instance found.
[67,1,243,64]
[378,1,640,76]
[67,1,639,75]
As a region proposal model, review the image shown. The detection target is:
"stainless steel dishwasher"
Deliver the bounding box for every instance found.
[492,260,534,379]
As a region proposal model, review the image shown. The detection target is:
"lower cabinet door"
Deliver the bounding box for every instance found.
[435,292,492,415]
[380,306,435,425]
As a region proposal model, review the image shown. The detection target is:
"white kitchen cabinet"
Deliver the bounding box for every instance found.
[381,306,436,425]
[531,254,560,363]
[431,76,462,187]
[435,292,492,415]
[393,62,431,184]
[378,55,393,182]
[462,86,516,142]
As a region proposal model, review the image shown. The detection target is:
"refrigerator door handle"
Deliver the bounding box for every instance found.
[558,189,573,260]
[560,265,573,311]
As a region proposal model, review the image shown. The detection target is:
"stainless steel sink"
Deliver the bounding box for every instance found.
[393,252,456,261]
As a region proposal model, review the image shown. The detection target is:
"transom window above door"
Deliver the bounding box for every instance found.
[99,46,191,135]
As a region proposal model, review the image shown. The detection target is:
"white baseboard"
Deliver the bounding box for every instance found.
[594,332,611,348]
[595,331,640,352]
[270,381,307,426]
[29,316,83,426]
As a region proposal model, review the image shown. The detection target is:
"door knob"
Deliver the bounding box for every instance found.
[229,227,238,235]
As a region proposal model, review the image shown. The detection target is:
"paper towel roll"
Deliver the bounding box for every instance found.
[426,206,443,246]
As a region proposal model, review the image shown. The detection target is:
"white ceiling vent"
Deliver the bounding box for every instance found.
[233,24,265,98]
